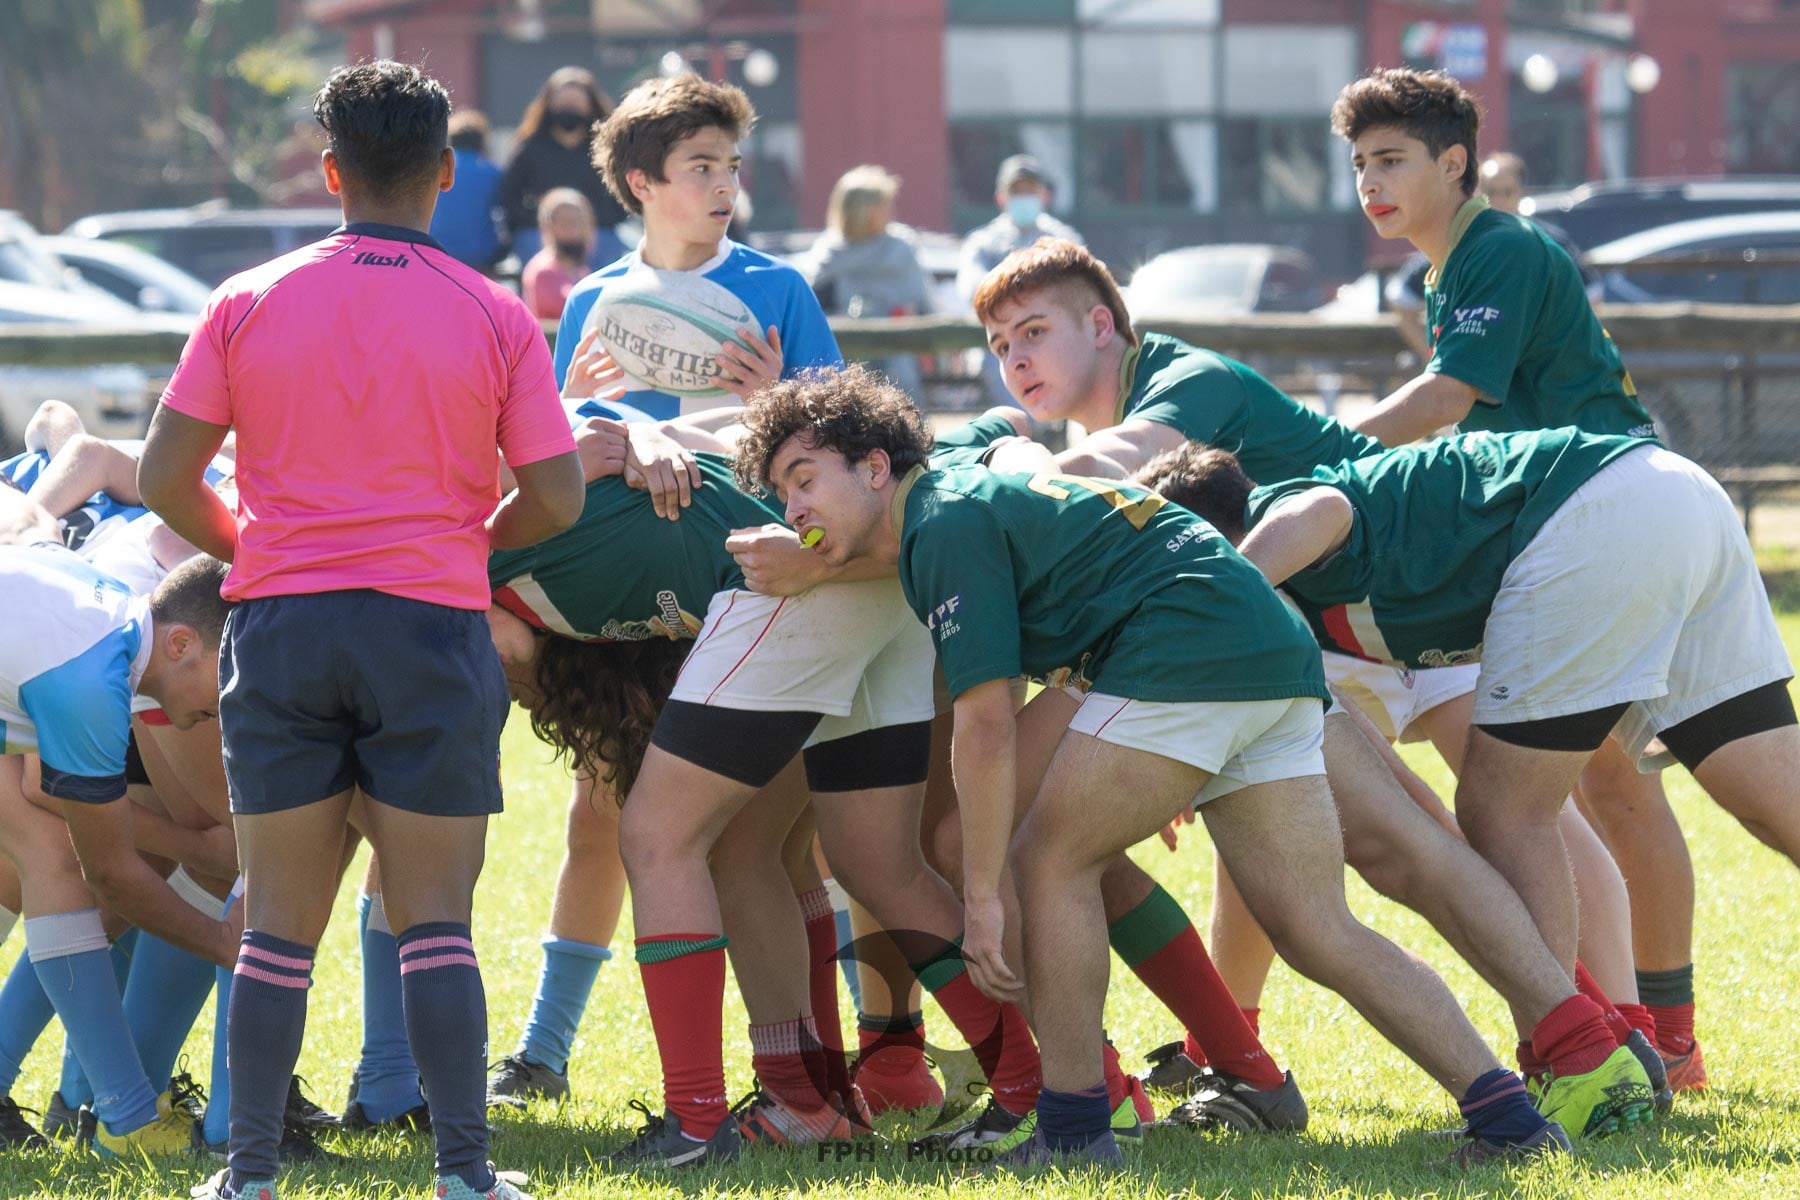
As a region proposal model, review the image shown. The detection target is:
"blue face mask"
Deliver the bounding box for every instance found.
[1005,194,1045,226]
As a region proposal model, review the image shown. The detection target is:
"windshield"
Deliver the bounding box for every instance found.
[0,236,71,290]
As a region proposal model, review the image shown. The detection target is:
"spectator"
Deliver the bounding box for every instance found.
[521,188,594,321]
[802,165,932,395]
[428,110,506,269]
[499,67,628,268]
[957,154,1084,404]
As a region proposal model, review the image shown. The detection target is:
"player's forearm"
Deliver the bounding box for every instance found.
[79,848,234,967]
[28,435,141,519]
[131,806,239,880]
[1352,373,1477,447]
[951,699,1018,900]
[488,451,584,549]
[1237,489,1353,587]
[140,477,237,563]
[671,406,748,434]
[1053,445,1130,479]
[652,420,736,456]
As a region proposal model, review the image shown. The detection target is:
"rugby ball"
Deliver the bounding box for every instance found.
[586,270,758,399]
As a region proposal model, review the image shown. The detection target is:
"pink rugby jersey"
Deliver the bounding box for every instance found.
[160,223,575,609]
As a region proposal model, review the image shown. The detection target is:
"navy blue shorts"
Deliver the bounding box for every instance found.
[219,590,508,816]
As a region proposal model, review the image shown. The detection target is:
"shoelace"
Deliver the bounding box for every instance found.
[169,1073,208,1120]
[622,1097,668,1146]
[287,1076,329,1120]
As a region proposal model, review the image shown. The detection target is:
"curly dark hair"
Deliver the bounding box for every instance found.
[1331,68,1482,196]
[312,60,450,201]
[734,364,933,494]
[527,635,690,801]
[1132,442,1256,542]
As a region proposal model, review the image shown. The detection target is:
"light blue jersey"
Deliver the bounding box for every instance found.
[1,440,230,559]
[555,239,842,421]
[0,544,151,803]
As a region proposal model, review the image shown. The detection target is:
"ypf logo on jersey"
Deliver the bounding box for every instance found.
[927,595,962,640]
[1450,305,1501,337]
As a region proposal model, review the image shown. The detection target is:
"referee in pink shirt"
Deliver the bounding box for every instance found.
[138,62,582,1200]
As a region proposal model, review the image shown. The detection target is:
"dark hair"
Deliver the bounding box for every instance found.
[448,109,489,153]
[312,61,451,201]
[591,73,757,216]
[1331,68,1483,196]
[515,66,614,144]
[149,556,233,649]
[528,635,689,800]
[734,364,933,494]
[1131,443,1257,542]
[972,237,1136,347]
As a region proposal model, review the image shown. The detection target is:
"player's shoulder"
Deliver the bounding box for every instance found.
[204,232,355,316]
[1454,208,1556,271]
[711,241,814,294]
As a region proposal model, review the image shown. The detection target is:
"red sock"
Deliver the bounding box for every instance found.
[859,1014,927,1062]
[1128,927,1284,1090]
[1102,1040,1127,1111]
[1647,1001,1695,1056]
[751,1018,828,1110]
[1242,1007,1261,1037]
[1180,1030,1210,1068]
[927,971,1041,1114]
[798,888,852,1100]
[1530,994,1619,1079]
[1614,1002,1658,1045]
[1573,961,1630,1046]
[638,935,729,1137]
[1517,1039,1550,1080]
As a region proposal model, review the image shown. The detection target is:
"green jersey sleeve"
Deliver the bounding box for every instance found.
[930,412,1020,470]
[1427,233,1544,407]
[899,491,1024,698]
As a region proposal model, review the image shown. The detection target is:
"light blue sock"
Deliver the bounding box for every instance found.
[202,887,240,1147]
[26,911,157,1136]
[123,932,215,1088]
[832,905,864,1014]
[54,930,134,1108]
[0,953,55,1095]
[516,936,611,1075]
[355,892,423,1123]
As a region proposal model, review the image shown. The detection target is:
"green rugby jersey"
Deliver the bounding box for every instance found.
[895,464,1329,704]
[929,411,1020,470]
[1119,332,1381,481]
[1425,198,1655,438]
[1245,429,1655,669]
[488,452,781,640]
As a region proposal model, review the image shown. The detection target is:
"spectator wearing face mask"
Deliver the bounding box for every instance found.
[956,154,1085,405]
[521,189,596,320]
[499,66,628,269]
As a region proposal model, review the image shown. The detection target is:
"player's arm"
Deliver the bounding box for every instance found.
[488,451,584,550]
[1236,487,1354,586]
[1054,418,1187,479]
[28,435,141,518]
[727,523,895,596]
[1350,372,1479,447]
[671,405,751,434]
[950,676,1024,1004]
[138,404,237,562]
[125,802,239,881]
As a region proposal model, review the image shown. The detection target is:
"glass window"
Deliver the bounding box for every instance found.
[1727,62,1800,174]
[1222,26,1357,116]
[1221,120,1332,213]
[950,0,1076,20]
[1081,121,1196,210]
[1075,0,1219,27]
[1080,33,1215,116]
[743,121,802,230]
[946,28,1074,116]
[949,121,1076,209]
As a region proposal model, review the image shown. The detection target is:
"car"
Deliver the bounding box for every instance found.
[62,204,342,285]
[42,235,212,315]
[1125,244,1325,316]
[0,279,166,453]
[1584,211,1800,304]
[1521,177,1800,256]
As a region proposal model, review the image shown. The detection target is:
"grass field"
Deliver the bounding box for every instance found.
[6,623,1800,1199]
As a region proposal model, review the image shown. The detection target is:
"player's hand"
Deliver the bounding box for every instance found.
[573,416,631,482]
[626,423,703,520]
[562,327,628,401]
[215,907,245,969]
[715,325,783,399]
[190,824,240,881]
[1157,804,1197,852]
[726,524,828,596]
[962,893,1023,1005]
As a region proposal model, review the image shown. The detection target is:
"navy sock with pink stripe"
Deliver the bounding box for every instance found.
[1459,1067,1551,1144]
[227,929,314,1189]
[398,921,493,1191]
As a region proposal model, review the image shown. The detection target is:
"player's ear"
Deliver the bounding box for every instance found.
[321,148,343,197]
[865,448,893,488]
[1440,143,1468,190]
[627,168,655,208]
[164,623,200,663]
[1090,303,1116,347]
[439,145,456,193]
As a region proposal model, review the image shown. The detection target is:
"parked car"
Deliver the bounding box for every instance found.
[0,279,167,453]
[43,235,212,315]
[1522,177,1800,257]
[1584,211,1800,304]
[62,204,341,285]
[1126,245,1325,316]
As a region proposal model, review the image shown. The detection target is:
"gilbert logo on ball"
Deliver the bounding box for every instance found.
[587,270,757,400]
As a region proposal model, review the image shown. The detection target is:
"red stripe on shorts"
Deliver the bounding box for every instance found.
[1320,605,1366,660]
[705,598,789,706]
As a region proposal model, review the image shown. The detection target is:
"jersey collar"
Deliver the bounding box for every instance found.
[1111,340,1144,426]
[624,237,733,277]
[1423,195,1490,290]
[340,222,448,252]
[889,464,927,538]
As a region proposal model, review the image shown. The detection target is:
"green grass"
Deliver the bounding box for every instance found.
[8,630,1800,1198]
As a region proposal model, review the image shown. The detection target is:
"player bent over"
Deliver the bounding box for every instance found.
[734,367,1628,1165]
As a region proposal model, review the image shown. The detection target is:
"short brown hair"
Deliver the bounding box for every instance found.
[1132,442,1256,542]
[971,238,1136,347]
[735,364,933,494]
[149,555,233,649]
[591,73,757,216]
[1331,68,1482,196]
